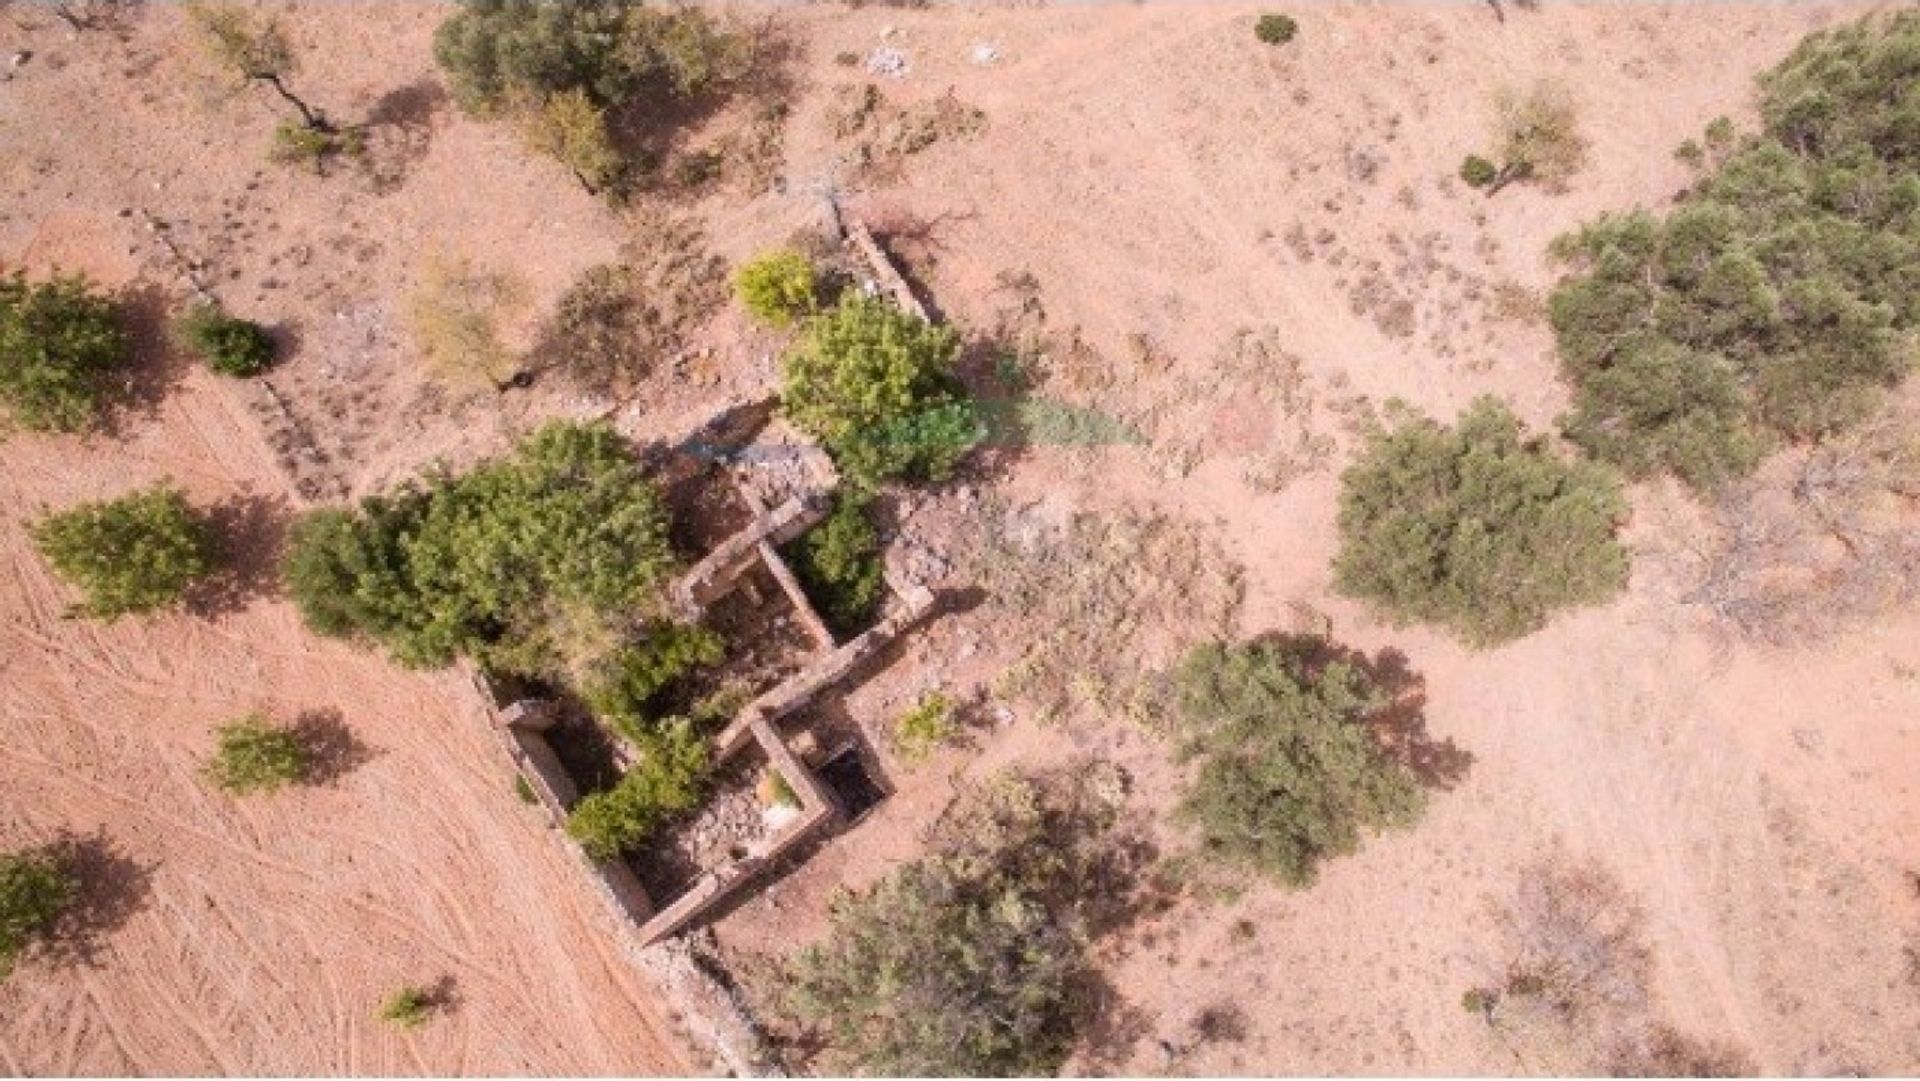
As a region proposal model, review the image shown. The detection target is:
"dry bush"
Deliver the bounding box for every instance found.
[1491,82,1586,191]
[1494,858,1653,1022]
[1470,856,1755,1075]
[1678,398,1920,644]
[407,255,528,390]
[957,502,1244,727]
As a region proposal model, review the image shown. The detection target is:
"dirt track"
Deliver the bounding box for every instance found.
[3,0,1918,1074]
[0,369,691,1072]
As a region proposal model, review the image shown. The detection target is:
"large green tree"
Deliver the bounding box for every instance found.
[780,294,978,486]
[1548,11,1920,489]
[1168,639,1425,887]
[1334,398,1629,646]
[283,422,684,682]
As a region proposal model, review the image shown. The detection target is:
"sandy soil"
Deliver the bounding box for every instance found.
[4,0,1918,1075]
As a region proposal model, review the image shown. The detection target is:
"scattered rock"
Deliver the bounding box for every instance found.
[866,47,908,78]
[11,50,32,68]
[970,41,1001,65]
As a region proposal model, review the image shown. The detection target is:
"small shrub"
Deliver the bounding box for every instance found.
[268,121,363,174]
[513,774,538,805]
[566,719,708,860]
[1459,153,1498,188]
[33,484,217,619]
[893,691,955,763]
[379,984,437,1029]
[0,271,129,432]
[784,493,885,635]
[734,249,818,327]
[781,293,977,486]
[172,303,275,377]
[0,847,77,980]
[1168,638,1425,886]
[758,766,799,809]
[204,714,309,794]
[1254,13,1297,45]
[1333,398,1629,646]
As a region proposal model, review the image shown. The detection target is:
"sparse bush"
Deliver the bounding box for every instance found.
[172,303,275,377]
[189,2,339,138]
[407,255,527,390]
[204,713,309,794]
[1167,638,1424,886]
[782,294,978,485]
[33,484,217,619]
[379,984,438,1029]
[1550,12,1920,489]
[533,264,647,397]
[734,249,818,327]
[893,691,955,763]
[283,422,678,683]
[0,271,129,432]
[566,719,708,859]
[1254,12,1297,44]
[1333,398,1629,646]
[0,847,77,980]
[783,493,885,634]
[1459,153,1498,189]
[788,771,1125,1076]
[522,87,622,194]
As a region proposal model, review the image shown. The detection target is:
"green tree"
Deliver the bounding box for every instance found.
[0,271,129,432]
[204,714,310,794]
[780,294,978,486]
[33,485,218,619]
[1167,639,1424,887]
[1547,11,1920,489]
[1333,398,1629,646]
[788,771,1121,1076]
[782,493,884,634]
[283,422,680,682]
[0,847,77,980]
[172,303,276,377]
[566,719,708,859]
[734,249,818,327]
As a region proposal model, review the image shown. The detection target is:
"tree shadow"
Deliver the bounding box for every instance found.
[606,16,800,197]
[359,79,449,195]
[185,489,293,619]
[35,830,155,972]
[417,973,462,1016]
[1251,632,1476,791]
[99,281,191,438]
[292,707,378,787]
